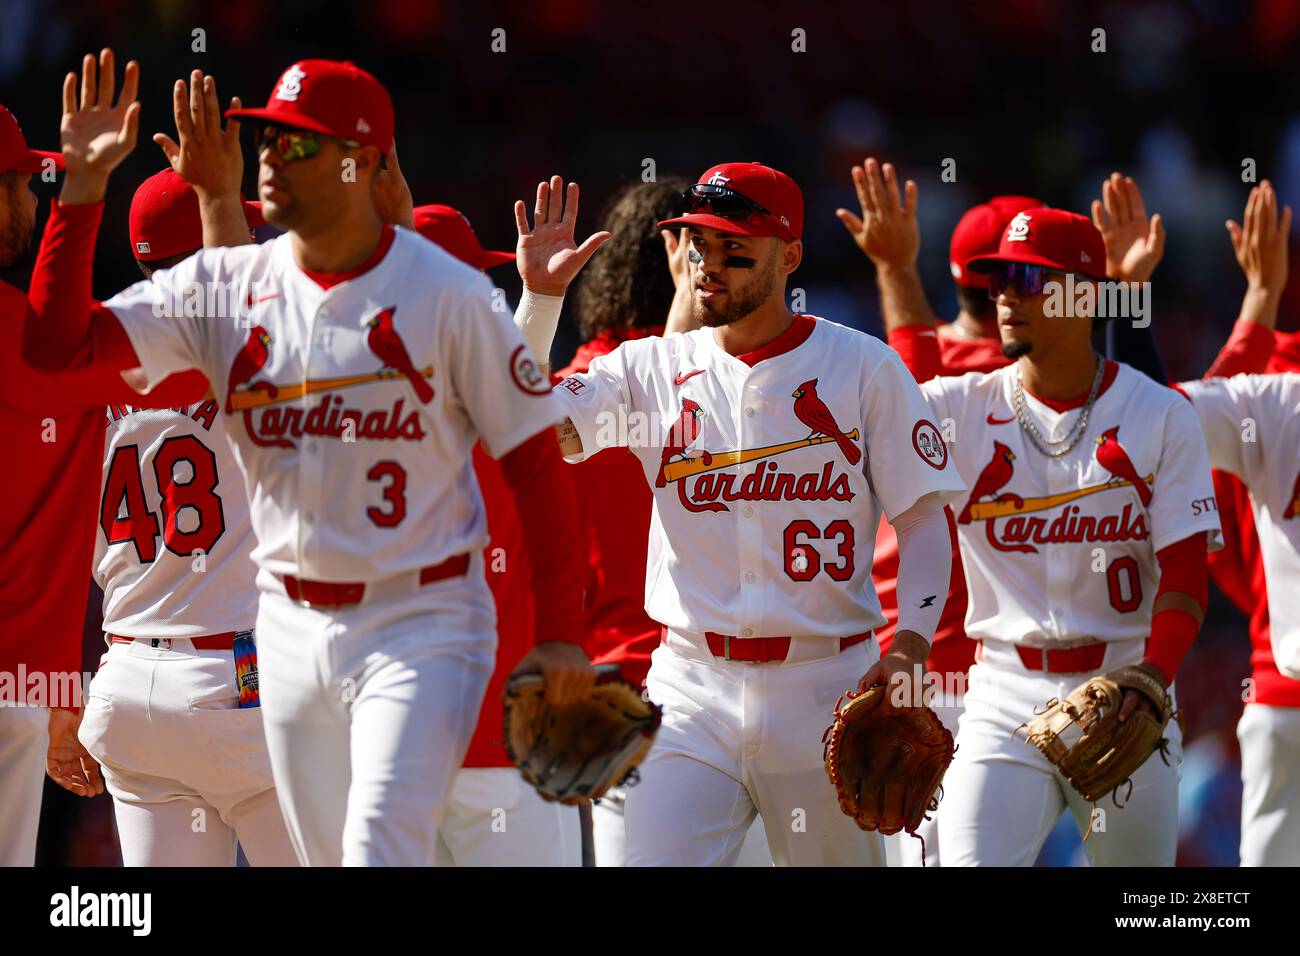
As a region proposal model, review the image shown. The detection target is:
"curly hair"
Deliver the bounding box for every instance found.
[573,176,690,339]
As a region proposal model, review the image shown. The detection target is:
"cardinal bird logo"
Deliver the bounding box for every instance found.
[791,379,861,466]
[1284,469,1300,520]
[225,325,277,414]
[1095,427,1152,507]
[367,306,434,404]
[657,398,712,488]
[958,441,1019,524]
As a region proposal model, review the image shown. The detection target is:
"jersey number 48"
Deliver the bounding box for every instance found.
[100,435,226,563]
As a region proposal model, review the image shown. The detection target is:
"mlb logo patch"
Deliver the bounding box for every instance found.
[136,241,151,254]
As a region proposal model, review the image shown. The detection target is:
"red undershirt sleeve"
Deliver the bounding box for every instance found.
[887,324,945,383]
[22,199,139,375]
[499,427,585,647]
[1143,532,1209,684]
[1204,317,1275,378]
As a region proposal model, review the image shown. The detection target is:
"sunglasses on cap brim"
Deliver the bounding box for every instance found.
[255,124,361,162]
[985,262,1072,300]
[682,183,772,222]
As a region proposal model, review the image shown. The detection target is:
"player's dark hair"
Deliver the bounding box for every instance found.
[954,283,995,322]
[573,176,691,340]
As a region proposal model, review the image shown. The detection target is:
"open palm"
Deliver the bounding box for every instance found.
[514,175,610,296]
[60,48,140,183]
[1091,173,1165,283]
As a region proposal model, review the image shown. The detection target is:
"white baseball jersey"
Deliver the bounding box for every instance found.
[921,361,1222,646]
[103,227,560,582]
[1182,373,1300,677]
[552,314,966,637]
[96,400,257,637]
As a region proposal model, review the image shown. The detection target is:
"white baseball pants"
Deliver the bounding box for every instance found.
[624,631,884,867]
[594,783,773,866]
[77,638,298,866]
[0,705,48,866]
[255,562,495,867]
[434,766,580,866]
[1238,702,1300,866]
[938,639,1182,867]
[882,692,963,867]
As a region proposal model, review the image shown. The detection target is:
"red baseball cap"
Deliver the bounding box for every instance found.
[966,207,1106,280]
[129,169,265,262]
[0,105,63,175]
[658,162,802,242]
[413,204,515,271]
[226,60,394,154]
[949,195,1042,287]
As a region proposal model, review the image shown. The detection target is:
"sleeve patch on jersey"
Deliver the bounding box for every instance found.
[912,420,948,470]
[510,345,551,396]
[558,376,586,395]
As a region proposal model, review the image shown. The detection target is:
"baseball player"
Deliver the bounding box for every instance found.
[23,51,593,866]
[527,161,967,866]
[543,178,771,865]
[909,207,1220,866]
[0,99,212,865]
[59,71,296,867]
[1188,368,1300,866]
[1174,182,1299,866]
[410,202,586,867]
[837,162,1041,864]
[1080,181,1294,864]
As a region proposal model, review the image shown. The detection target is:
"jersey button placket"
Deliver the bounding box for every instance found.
[736,370,764,636]
[297,296,330,574]
[1044,451,1072,640]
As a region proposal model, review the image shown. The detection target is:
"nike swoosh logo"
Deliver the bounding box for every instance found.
[247,292,282,306]
[986,414,1015,425]
[674,369,706,386]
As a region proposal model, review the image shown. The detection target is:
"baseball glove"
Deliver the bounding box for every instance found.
[821,684,955,858]
[1019,664,1175,806]
[503,663,662,806]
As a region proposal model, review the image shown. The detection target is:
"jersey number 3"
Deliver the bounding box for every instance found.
[100,436,226,563]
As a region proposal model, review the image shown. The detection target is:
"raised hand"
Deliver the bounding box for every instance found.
[373,142,415,229]
[1227,180,1291,296]
[1091,173,1166,283]
[514,175,611,296]
[59,48,141,204]
[836,157,919,269]
[152,70,243,201]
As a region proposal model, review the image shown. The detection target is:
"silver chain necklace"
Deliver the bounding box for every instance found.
[1012,355,1105,458]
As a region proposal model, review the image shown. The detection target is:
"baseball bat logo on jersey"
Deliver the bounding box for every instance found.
[958,436,1152,554]
[222,307,437,449]
[655,389,862,514]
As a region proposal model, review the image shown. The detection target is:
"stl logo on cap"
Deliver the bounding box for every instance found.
[1006,212,1032,242]
[275,65,307,102]
[706,172,731,186]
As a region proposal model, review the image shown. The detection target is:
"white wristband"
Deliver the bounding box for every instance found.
[514,289,565,365]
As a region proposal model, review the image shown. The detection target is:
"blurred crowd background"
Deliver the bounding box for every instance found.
[7,0,1296,866]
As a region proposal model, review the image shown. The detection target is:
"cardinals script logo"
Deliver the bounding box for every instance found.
[958,428,1153,554]
[654,384,862,514]
[225,307,434,449]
